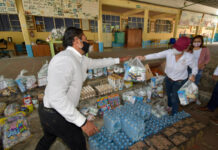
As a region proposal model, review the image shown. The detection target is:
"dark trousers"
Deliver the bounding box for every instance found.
[207,82,218,111]
[165,76,187,115]
[188,67,203,86]
[35,103,87,150]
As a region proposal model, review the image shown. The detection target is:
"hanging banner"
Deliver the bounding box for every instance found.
[0,0,17,14]
[179,11,203,26]
[22,0,99,19]
[201,14,217,27]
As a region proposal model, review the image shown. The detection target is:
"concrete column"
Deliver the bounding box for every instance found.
[211,25,217,43]
[97,0,103,52]
[173,10,181,38]
[15,0,33,57]
[142,9,149,48]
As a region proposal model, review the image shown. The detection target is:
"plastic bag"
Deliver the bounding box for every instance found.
[145,86,152,103]
[38,61,48,87]
[0,76,18,96]
[122,91,136,104]
[3,113,31,149]
[178,80,198,106]
[150,73,165,88]
[4,103,20,117]
[124,58,146,82]
[0,76,8,90]
[16,69,37,92]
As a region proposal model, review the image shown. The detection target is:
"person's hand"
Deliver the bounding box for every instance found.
[119,56,131,62]
[189,75,195,82]
[212,75,218,81]
[81,121,99,136]
[135,56,145,61]
[198,64,205,70]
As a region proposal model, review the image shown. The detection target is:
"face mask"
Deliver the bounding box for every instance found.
[172,49,182,55]
[193,42,201,47]
[78,39,83,49]
[82,42,90,54]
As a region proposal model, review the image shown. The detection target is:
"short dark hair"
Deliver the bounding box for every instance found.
[62,27,83,48]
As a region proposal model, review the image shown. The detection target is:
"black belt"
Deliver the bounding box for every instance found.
[40,103,57,113]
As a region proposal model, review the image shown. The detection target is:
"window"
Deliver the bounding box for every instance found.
[55,18,64,29]
[9,14,21,31]
[0,14,21,31]
[0,14,10,31]
[35,16,81,32]
[35,16,45,32]
[155,20,172,33]
[90,20,98,32]
[128,17,144,29]
[44,17,54,32]
[65,18,73,28]
[102,14,120,32]
[73,19,80,28]
[64,18,81,28]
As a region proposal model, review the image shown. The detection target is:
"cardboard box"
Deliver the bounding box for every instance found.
[145,64,154,80]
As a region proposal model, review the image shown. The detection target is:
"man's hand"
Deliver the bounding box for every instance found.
[212,75,218,81]
[119,56,131,62]
[81,121,99,136]
[189,75,195,82]
[135,56,145,61]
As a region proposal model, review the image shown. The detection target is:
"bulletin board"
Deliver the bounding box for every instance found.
[201,14,217,27]
[22,0,99,19]
[179,11,203,26]
[0,0,17,14]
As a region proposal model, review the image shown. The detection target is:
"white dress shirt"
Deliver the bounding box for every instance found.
[213,66,218,76]
[145,49,198,81]
[43,46,120,127]
[193,48,202,66]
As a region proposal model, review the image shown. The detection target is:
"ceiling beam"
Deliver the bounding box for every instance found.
[151,13,175,19]
[122,9,144,16]
[101,0,180,14]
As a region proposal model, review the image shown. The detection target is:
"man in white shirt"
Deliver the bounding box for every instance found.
[36,27,130,150]
[136,37,198,115]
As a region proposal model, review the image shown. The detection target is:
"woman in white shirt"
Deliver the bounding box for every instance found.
[137,37,198,115]
[187,35,210,85]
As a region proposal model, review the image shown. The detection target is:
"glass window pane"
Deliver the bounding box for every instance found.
[65,18,73,28]
[137,18,141,22]
[0,14,11,31]
[75,23,80,28]
[11,21,20,26]
[44,17,54,32]
[90,20,94,26]
[55,18,64,28]
[112,16,115,21]
[35,16,43,21]
[9,14,19,20]
[106,15,110,21]
[74,19,80,23]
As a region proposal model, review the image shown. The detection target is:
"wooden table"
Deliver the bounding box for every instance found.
[0,42,16,56]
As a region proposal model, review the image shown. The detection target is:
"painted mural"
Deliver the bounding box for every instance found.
[22,0,99,19]
[0,0,17,14]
